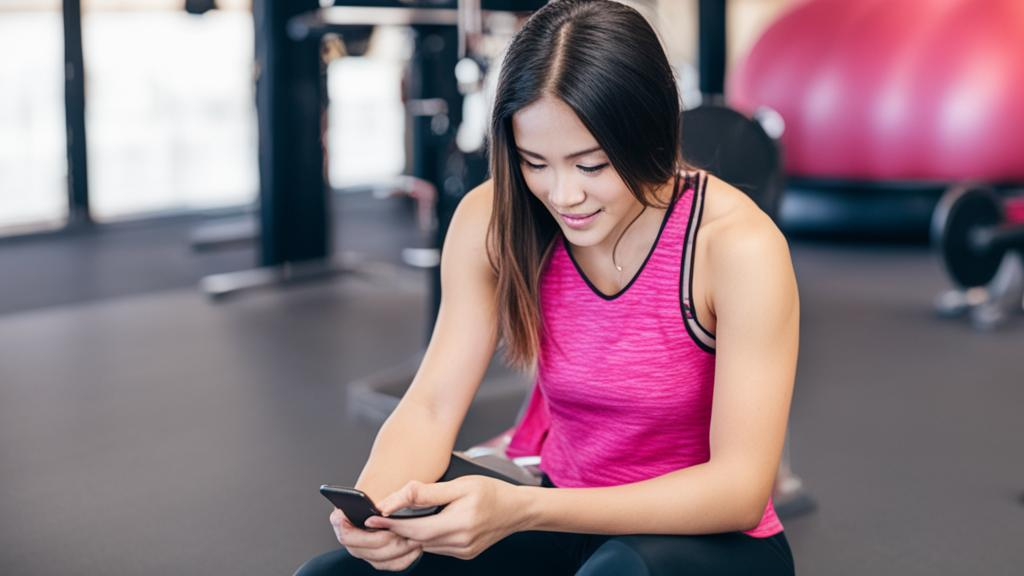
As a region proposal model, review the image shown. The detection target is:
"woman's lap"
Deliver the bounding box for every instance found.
[294,530,794,576]
[577,532,795,576]
[293,530,589,576]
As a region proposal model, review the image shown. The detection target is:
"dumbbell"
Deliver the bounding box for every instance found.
[932,184,1024,289]
[932,184,1024,326]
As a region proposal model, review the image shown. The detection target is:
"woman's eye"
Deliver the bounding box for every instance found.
[523,161,546,171]
[578,163,608,174]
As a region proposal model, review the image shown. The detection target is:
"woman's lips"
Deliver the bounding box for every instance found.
[559,209,601,229]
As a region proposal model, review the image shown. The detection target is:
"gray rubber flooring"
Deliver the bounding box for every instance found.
[1,225,1023,574]
[0,192,428,316]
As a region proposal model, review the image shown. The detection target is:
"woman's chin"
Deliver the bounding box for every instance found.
[560,225,608,248]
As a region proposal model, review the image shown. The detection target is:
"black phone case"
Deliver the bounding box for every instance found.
[391,505,444,518]
[320,486,444,528]
[319,486,380,529]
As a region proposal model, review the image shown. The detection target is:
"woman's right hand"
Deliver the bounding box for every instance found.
[330,508,423,572]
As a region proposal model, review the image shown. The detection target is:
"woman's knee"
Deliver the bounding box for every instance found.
[576,534,792,576]
[293,548,377,576]
[576,537,656,576]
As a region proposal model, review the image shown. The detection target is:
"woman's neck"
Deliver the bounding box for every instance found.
[569,175,678,289]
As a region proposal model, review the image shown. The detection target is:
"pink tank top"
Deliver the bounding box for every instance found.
[507,171,783,538]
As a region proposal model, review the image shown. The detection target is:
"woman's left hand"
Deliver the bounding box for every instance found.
[364,476,529,560]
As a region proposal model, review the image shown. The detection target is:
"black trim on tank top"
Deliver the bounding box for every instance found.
[564,172,682,301]
[689,172,716,340]
[679,171,717,354]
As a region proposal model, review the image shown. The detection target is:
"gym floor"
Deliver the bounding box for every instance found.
[1,197,1022,575]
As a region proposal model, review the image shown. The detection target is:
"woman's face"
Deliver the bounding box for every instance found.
[511,95,642,252]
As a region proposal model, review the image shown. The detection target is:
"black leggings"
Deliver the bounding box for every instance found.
[294,528,795,575]
[297,473,794,576]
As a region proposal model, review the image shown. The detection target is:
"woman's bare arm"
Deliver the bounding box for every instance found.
[355,181,500,503]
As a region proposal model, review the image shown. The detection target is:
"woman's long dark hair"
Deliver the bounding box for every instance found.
[488,0,685,370]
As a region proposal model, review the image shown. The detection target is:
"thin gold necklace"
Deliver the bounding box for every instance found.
[610,173,679,280]
[611,204,648,273]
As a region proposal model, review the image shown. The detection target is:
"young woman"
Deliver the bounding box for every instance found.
[297,1,798,573]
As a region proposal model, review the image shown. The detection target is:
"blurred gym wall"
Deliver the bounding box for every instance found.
[640,0,802,79]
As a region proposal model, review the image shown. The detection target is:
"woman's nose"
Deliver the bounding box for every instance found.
[549,176,586,209]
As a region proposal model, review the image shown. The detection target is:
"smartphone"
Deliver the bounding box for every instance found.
[319,485,443,529]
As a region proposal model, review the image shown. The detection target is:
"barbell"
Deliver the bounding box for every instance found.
[932,184,1024,289]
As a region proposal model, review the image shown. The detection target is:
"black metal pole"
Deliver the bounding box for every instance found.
[404,25,462,332]
[698,0,727,96]
[62,0,91,226]
[253,0,328,266]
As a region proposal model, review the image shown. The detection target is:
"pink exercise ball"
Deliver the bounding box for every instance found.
[728,0,1024,182]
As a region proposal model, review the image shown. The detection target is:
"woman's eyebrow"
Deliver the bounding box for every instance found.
[516,146,602,160]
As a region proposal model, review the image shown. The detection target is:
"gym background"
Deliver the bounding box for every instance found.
[1,1,1021,574]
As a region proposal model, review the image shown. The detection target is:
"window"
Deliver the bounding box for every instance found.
[0,1,69,232]
[82,0,258,220]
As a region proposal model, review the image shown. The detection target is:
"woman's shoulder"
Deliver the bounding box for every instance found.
[461,178,494,219]
[453,178,494,245]
[444,179,496,276]
[696,171,798,335]
[697,172,791,278]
